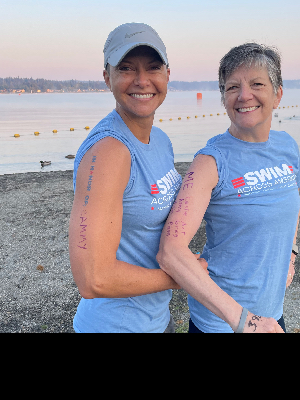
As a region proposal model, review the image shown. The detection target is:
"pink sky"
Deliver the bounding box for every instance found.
[1,0,300,82]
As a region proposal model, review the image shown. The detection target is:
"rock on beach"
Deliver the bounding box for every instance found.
[0,164,299,333]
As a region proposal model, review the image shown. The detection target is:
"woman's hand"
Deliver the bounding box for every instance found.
[286,253,296,288]
[243,312,285,333]
[194,253,209,275]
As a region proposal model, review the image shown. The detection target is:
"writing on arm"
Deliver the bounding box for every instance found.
[76,156,97,250]
[182,172,194,191]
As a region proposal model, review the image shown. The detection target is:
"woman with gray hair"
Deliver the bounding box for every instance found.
[157,43,300,333]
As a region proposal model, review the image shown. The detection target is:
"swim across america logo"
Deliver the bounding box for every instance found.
[151,168,181,195]
[151,184,160,194]
[150,168,182,210]
[231,163,296,196]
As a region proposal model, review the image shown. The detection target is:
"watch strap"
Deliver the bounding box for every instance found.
[292,243,298,256]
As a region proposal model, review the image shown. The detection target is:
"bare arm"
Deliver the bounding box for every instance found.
[287,208,300,288]
[157,155,284,333]
[69,137,179,299]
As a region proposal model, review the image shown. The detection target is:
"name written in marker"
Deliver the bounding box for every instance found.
[77,210,88,250]
[182,172,194,191]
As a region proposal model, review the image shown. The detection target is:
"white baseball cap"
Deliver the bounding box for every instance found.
[103,23,169,68]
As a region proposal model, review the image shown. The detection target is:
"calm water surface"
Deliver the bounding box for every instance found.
[1,90,300,175]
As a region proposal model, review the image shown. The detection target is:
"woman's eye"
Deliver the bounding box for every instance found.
[149,65,162,71]
[118,66,132,71]
[226,86,238,91]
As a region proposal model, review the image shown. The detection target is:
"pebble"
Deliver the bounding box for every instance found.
[0,165,299,333]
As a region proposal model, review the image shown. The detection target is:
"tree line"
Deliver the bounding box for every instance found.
[0,77,107,93]
[1,77,300,93]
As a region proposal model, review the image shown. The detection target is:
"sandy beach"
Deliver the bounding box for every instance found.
[1,163,300,333]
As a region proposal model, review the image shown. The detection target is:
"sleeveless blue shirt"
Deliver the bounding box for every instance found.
[73,110,182,333]
[189,130,300,333]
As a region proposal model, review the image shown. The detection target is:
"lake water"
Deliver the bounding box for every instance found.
[1,90,300,175]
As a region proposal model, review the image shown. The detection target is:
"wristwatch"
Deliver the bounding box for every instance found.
[292,243,299,256]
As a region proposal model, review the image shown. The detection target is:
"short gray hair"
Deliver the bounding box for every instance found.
[219,43,283,103]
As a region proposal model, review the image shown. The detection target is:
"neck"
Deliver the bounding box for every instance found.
[229,119,272,143]
[116,105,153,144]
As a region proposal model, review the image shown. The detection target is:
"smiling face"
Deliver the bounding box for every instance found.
[103,46,170,124]
[224,64,283,141]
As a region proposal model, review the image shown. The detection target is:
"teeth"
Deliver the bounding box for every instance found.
[130,94,154,99]
[238,106,259,113]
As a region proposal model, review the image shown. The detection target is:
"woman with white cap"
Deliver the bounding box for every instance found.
[69,23,207,333]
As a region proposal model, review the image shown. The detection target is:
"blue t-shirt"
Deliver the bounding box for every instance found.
[189,129,300,333]
[73,110,182,333]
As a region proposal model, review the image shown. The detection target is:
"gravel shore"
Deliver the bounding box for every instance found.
[1,163,300,333]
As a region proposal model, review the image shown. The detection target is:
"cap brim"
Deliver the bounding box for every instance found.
[106,42,168,67]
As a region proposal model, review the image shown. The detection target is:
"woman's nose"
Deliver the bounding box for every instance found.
[238,85,253,102]
[134,70,149,87]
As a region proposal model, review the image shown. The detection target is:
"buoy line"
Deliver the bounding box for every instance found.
[156,105,299,122]
[157,113,227,122]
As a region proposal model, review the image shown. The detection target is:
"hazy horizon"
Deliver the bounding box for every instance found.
[2,0,300,82]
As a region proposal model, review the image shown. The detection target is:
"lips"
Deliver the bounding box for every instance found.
[236,106,260,113]
[129,93,154,99]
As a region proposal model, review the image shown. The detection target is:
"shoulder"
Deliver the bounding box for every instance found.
[74,112,136,192]
[90,136,131,158]
[152,125,172,144]
[188,153,219,190]
[270,130,300,158]
[75,137,131,197]
[193,133,230,196]
[151,125,174,156]
[270,129,298,146]
[194,131,229,159]
[81,137,131,177]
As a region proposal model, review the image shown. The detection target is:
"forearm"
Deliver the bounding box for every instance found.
[77,257,177,299]
[157,245,242,331]
[293,211,300,244]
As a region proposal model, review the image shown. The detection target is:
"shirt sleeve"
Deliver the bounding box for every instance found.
[194,145,228,199]
[295,146,300,189]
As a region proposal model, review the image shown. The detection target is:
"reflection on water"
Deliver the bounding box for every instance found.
[1,91,300,175]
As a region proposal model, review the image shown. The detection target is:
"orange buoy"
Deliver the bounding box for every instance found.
[197,93,202,100]
[70,128,75,131]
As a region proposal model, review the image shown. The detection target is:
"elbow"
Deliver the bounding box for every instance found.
[71,264,109,300]
[157,244,175,276]
[79,279,107,300]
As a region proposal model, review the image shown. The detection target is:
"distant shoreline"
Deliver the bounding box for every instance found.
[1,77,300,94]
[1,86,300,95]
